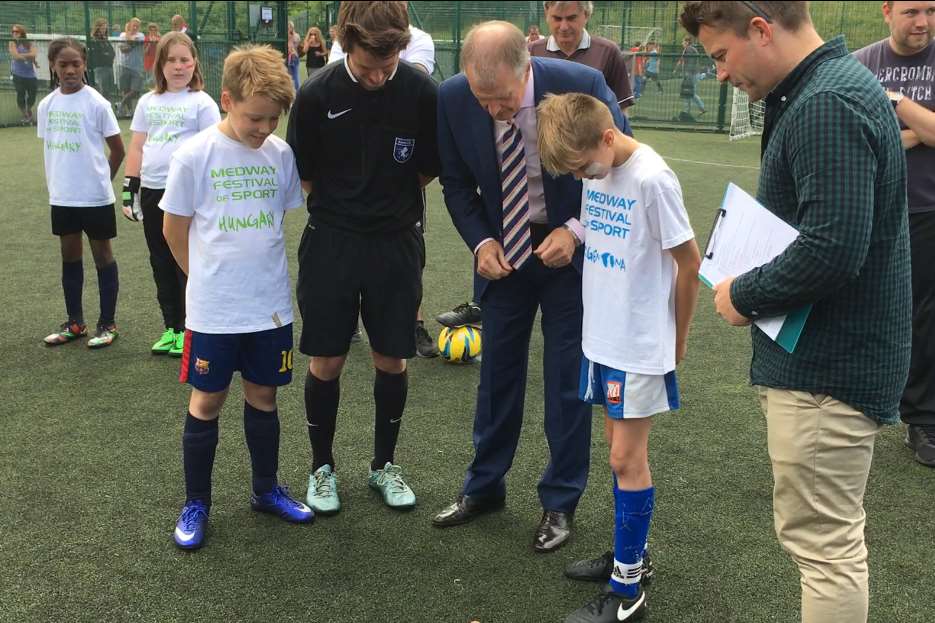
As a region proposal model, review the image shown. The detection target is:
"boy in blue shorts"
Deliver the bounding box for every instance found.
[538,93,701,622]
[161,45,313,550]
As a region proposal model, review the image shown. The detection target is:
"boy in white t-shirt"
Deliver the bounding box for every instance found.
[538,93,701,623]
[160,45,313,550]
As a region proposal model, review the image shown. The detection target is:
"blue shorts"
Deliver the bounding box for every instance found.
[179,325,294,393]
[579,356,680,419]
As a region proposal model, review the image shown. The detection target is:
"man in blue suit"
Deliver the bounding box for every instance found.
[431,20,630,553]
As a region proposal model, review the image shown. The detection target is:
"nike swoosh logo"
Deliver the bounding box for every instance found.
[174,527,196,541]
[389,418,402,424]
[327,108,352,119]
[617,592,645,621]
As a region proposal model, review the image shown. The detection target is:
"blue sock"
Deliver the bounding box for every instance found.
[609,481,655,598]
[62,260,83,323]
[96,261,118,326]
[244,401,279,495]
[182,412,218,505]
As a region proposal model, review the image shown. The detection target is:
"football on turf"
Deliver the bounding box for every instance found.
[437,325,482,363]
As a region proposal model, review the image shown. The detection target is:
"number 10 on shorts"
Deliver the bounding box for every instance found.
[279,349,294,373]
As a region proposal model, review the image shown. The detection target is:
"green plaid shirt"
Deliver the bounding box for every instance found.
[730,37,911,423]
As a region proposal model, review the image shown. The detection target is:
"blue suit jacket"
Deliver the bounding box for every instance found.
[437,56,631,300]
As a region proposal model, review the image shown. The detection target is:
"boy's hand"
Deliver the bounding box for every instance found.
[676,339,688,365]
[534,227,576,268]
[122,176,143,222]
[476,240,513,280]
[714,277,751,326]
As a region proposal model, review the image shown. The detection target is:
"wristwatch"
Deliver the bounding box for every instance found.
[886,90,904,107]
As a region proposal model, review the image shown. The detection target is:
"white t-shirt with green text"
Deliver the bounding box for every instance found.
[37,86,121,207]
[131,89,221,189]
[160,126,305,334]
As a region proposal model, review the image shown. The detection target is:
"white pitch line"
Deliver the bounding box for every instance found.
[662,156,761,170]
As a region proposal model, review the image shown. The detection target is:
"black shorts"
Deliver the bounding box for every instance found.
[297,221,424,358]
[51,204,117,240]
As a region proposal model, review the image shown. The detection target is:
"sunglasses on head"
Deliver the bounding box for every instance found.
[740,1,773,23]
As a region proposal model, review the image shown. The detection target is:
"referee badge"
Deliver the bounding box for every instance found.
[393,137,415,163]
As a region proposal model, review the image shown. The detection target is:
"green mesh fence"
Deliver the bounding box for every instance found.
[2,1,891,129]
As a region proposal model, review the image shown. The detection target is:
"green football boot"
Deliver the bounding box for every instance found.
[169,330,185,358]
[151,328,176,355]
[306,464,341,515]
[368,462,416,510]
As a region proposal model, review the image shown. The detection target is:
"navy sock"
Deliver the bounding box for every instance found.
[609,482,655,598]
[372,368,407,471]
[62,260,83,323]
[243,401,279,495]
[96,261,118,326]
[182,413,218,505]
[305,372,339,472]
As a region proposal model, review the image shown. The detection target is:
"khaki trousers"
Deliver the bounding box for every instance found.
[757,388,880,623]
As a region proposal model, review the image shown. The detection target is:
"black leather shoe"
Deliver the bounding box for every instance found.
[533,510,573,553]
[564,550,655,585]
[432,494,505,527]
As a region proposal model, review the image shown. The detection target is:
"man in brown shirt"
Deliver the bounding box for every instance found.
[529,1,634,112]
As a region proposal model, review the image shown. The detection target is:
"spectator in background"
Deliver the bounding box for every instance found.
[117,18,146,117]
[88,18,116,101]
[642,41,664,92]
[170,14,188,33]
[328,24,339,48]
[630,41,646,99]
[527,24,541,43]
[676,35,706,118]
[854,0,935,468]
[286,21,301,90]
[9,24,39,125]
[302,26,328,79]
[530,1,633,113]
[143,23,161,86]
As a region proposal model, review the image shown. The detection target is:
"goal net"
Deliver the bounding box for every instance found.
[595,25,661,48]
[730,87,765,141]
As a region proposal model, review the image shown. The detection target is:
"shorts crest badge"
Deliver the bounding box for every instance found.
[195,358,210,375]
[607,380,622,405]
[393,137,415,163]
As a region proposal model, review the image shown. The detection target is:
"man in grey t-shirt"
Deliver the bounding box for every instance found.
[854,0,935,467]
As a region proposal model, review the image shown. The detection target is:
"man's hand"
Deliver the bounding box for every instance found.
[534,227,576,268]
[714,277,751,326]
[476,240,513,280]
[676,339,688,365]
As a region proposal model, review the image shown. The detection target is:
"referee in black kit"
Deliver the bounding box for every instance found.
[286,1,439,514]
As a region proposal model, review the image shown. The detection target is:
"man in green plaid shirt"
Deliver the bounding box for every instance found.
[681,3,911,623]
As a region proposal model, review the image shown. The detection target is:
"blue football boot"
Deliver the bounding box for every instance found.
[173,499,209,550]
[250,485,315,523]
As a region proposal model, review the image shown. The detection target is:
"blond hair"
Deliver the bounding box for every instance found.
[221,44,294,111]
[153,32,204,94]
[537,93,613,176]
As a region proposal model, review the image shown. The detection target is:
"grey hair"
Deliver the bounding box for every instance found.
[460,21,529,89]
[543,1,594,17]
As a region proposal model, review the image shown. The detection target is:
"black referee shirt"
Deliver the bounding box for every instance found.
[287,58,440,234]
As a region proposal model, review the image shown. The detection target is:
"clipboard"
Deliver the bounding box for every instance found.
[699,183,811,353]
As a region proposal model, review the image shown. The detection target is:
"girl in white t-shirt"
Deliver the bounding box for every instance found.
[123,32,221,357]
[37,38,126,349]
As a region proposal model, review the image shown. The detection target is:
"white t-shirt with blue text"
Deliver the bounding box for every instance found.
[580,144,694,375]
[131,89,221,189]
[37,86,121,207]
[160,126,305,334]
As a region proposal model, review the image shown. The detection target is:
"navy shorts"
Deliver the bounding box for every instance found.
[579,356,680,419]
[179,325,294,393]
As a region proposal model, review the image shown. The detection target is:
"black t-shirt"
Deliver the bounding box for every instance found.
[305,46,327,70]
[287,59,440,234]
[853,39,935,213]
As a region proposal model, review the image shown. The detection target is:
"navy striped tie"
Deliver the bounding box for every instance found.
[499,122,532,269]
